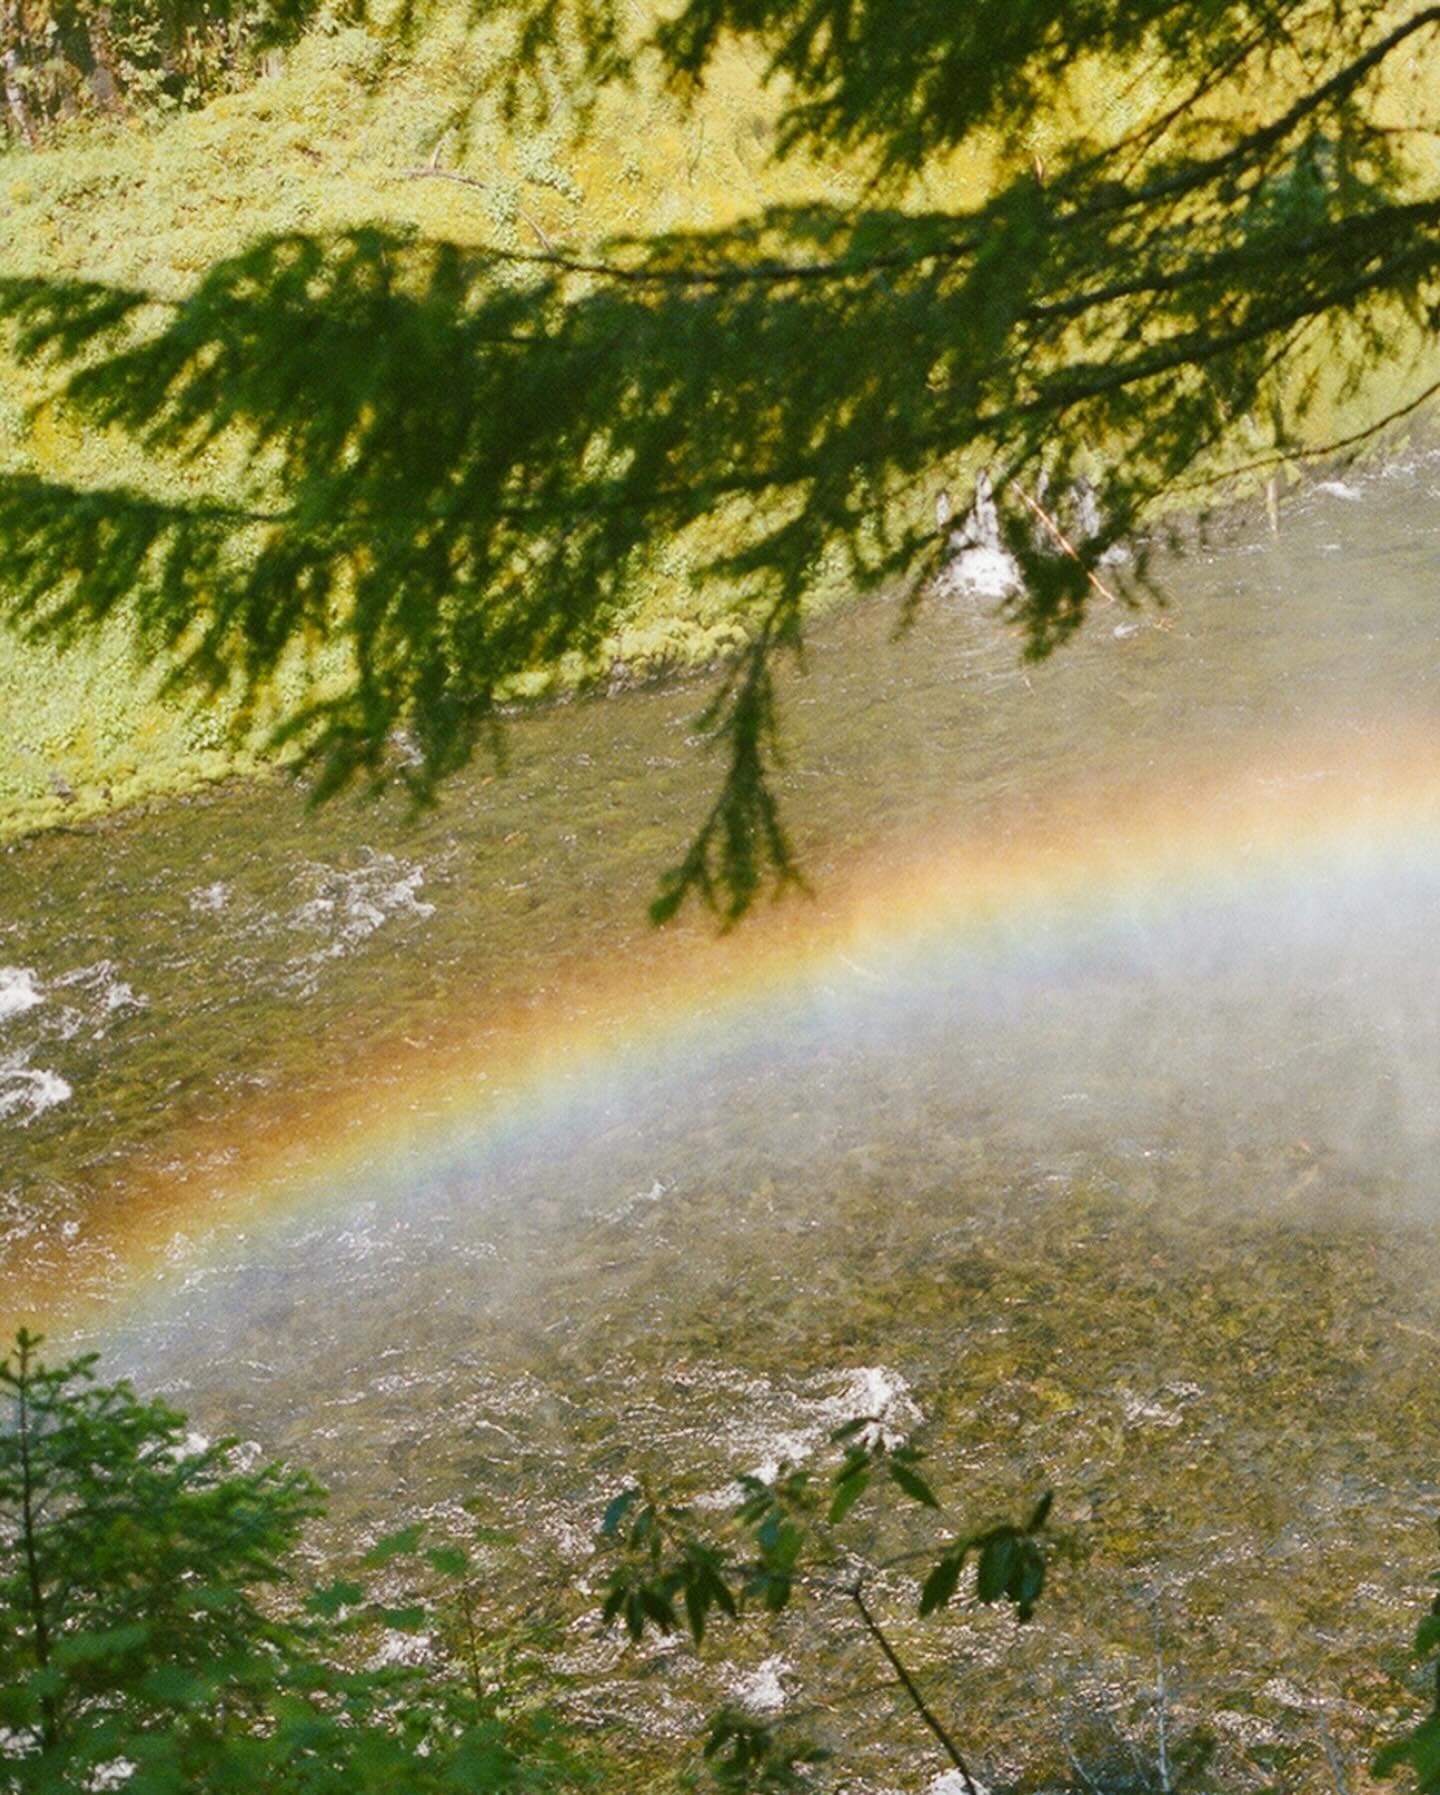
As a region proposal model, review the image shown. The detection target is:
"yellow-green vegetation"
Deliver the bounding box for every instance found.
[1,3,1436,839]
[2,9,971,833]
[0,16,829,830]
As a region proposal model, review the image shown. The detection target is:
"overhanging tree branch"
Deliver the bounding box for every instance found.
[2,1,1437,920]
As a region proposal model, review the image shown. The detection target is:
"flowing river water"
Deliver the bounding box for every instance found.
[4,458,1440,1788]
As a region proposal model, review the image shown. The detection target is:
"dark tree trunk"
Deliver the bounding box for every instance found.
[1,1,38,144]
[81,3,125,112]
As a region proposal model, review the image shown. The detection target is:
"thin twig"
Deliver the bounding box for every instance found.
[400,165,489,192]
[399,164,553,248]
[849,1582,981,1795]
[1177,375,1440,490]
[1012,483,1119,605]
[1319,1716,1353,1795]
[1059,1710,1105,1795]
[1149,1598,1172,1795]
[456,1581,484,1705]
[516,207,555,252]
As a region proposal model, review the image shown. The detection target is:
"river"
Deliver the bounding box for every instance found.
[4,457,1440,1788]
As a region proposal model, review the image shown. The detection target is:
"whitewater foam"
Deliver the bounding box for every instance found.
[0,968,43,1021]
[284,853,436,995]
[731,1655,790,1716]
[0,1059,72,1125]
[52,961,146,1039]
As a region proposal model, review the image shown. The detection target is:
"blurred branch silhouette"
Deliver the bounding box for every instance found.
[2,0,1439,918]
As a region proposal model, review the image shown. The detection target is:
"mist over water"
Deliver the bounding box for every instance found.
[4,452,1440,1782]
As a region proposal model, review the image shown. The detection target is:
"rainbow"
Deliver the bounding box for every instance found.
[8,720,1440,1340]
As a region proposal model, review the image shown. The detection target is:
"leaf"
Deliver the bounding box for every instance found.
[177,1582,239,1613]
[828,1466,870,1524]
[426,1545,470,1577]
[710,1565,739,1619]
[888,1460,940,1509]
[305,1578,365,1617]
[1416,1612,1440,1656]
[138,1663,215,1708]
[638,1585,678,1633]
[601,1487,641,1539]
[829,1417,873,1444]
[1026,1490,1054,1533]
[975,1534,1018,1604]
[761,1572,793,1613]
[919,1552,963,1616]
[1013,1541,1046,1621]
[375,1604,428,1631]
[362,1523,425,1566]
[1376,1714,1440,1791]
[53,1622,151,1665]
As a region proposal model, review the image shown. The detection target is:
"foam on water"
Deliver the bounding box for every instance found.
[0,965,71,1125]
[0,1059,72,1124]
[51,961,146,1038]
[730,1655,791,1716]
[283,852,436,996]
[187,881,231,914]
[0,956,148,1131]
[673,1364,923,1488]
[0,966,42,1020]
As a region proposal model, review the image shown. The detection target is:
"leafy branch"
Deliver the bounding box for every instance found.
[594,1411,1057,1792]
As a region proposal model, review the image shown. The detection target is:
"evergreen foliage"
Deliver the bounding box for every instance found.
[0,1329,591,1794]
[1,2,1437,916]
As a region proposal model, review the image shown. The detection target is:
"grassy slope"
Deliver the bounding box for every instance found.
[0,11,1434,836]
